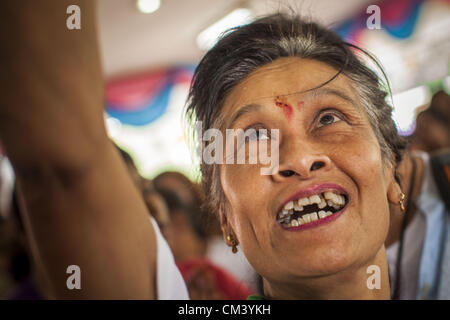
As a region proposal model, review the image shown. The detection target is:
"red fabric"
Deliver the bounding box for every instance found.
[105,67,193,111]
[380,0,417,23]
[177,258,253,300]
[106,69,169,109]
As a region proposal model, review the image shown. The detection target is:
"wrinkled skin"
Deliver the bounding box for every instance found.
[217,57,401,299]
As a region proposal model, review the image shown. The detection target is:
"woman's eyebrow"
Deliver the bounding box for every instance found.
[228,88,356,127]
[306,87,358,108]
[229,103,262,127]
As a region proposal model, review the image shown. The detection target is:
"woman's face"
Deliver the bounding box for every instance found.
[218,57,397,285]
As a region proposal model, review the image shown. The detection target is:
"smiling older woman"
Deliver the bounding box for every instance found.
[0,2,407,300]
[185,14,408,299]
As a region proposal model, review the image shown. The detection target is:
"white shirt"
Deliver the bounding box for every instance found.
[150,217,189,299]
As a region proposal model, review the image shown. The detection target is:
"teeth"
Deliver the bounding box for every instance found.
[334,195,340,205]
[324,191,345,202]
[281,209,289,217]
[318,210,327,219]
[303,214,311,223]
[309,195,321,204]
[332,195,338,205]
[328,194,336,205]
[282,210,335,227]
[333,193,340,203]
[284,201,294,210]
[324,192,335,200]
[297,197,310,206]
[327,199,343,208]
[279,191,346,224]
[318,196,327,209]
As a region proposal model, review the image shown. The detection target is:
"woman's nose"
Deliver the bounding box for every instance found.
[271,140,332,182]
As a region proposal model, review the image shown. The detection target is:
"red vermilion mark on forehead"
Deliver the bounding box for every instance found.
[297,101,304,110]
[274,96,293,120]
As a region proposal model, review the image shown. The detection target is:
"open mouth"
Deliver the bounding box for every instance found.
[276,191,348,228]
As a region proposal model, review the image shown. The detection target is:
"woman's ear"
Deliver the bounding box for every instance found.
[218,203,238,247]
[386,172,403,206]
[219,205,229,241]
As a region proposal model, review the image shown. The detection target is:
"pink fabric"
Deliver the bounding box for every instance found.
[106,69,169,110]
[178,258,253,300]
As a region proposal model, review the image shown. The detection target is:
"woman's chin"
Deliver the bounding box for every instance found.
[269,240,365,279]
[290,255,356,278]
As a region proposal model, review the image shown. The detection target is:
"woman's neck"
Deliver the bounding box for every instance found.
[262,246,391,300]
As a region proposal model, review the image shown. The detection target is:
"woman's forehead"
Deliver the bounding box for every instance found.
[222,57,357,118]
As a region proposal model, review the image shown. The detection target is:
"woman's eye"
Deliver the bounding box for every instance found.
[317,113,341,127]
[247,128,269,141]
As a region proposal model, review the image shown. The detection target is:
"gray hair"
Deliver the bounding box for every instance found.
[186,14,407,215]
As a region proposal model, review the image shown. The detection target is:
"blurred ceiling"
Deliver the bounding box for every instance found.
[99,0,449,177]
[97,0,374,78]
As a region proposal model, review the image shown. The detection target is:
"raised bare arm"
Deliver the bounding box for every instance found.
[0,0,157,299]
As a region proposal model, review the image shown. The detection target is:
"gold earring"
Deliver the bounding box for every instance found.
[226,234,238,254]
[399,192,406,213]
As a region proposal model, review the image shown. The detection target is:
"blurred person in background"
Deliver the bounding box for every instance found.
[6,188,49,299]
[157,187,252,299]
[384,91,450,299]
[153,172,204,211]
[409,91,450,153]
[0,156,50,299]
[385,149,449,299]
[116,146,171,239]
[0,214,16,299]
[156,188,206,262]
[0,155,15,298]
[154,171,260,293]
[141,180,172,242]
